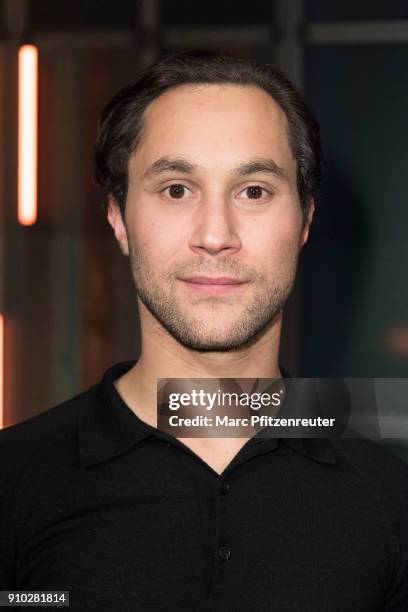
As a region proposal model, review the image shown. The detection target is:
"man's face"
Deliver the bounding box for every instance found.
[108,84,314,351]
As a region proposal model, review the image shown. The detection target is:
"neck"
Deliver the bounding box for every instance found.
[115,300,283,427]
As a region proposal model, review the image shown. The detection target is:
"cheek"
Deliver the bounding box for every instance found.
[129,210,185,269]
[250,212,302,263]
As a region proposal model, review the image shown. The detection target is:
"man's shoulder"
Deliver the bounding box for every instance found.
[330,437,408,504]
[331,436,408,470]
[0,383,100,483]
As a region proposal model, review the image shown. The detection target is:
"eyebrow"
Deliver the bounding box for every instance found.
[143,157,196,179]
[233,158,288,182]
[142,156,288,182]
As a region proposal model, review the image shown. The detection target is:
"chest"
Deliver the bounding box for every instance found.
[12,447,392,611]
[176,436,251,474]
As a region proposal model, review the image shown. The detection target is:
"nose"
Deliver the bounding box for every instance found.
[189,195,241,257]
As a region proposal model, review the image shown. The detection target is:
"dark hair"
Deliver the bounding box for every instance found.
[94,50,324,218]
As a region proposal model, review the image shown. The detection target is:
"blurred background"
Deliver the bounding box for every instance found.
[0,1,407,458]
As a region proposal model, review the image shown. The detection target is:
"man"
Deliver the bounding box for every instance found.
[0,51,407,611]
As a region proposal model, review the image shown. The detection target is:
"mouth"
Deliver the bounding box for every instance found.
[179,276,249,295]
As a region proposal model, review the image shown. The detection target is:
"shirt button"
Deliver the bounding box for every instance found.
[218,546,231,561]
[221,481,231,494]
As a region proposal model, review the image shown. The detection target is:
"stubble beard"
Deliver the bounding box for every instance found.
[128,244,299,353]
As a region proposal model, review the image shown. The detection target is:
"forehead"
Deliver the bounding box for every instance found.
[132,84,295,176]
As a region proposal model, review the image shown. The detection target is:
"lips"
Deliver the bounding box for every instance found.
[179,276,248,295]
[181,276,245,285]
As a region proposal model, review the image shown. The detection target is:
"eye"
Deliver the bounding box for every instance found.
[239,185,270,200]
[162,183,192,199]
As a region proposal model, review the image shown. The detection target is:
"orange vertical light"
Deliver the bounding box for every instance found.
[0,314,3,428]
[18,44,38,226]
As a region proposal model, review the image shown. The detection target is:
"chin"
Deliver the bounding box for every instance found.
[171,328,259,352]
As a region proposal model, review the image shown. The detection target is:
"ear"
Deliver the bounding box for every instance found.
[107,196,129,256]
[299,199,315,248]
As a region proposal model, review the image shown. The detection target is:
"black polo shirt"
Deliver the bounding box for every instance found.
[0,361,407,611]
